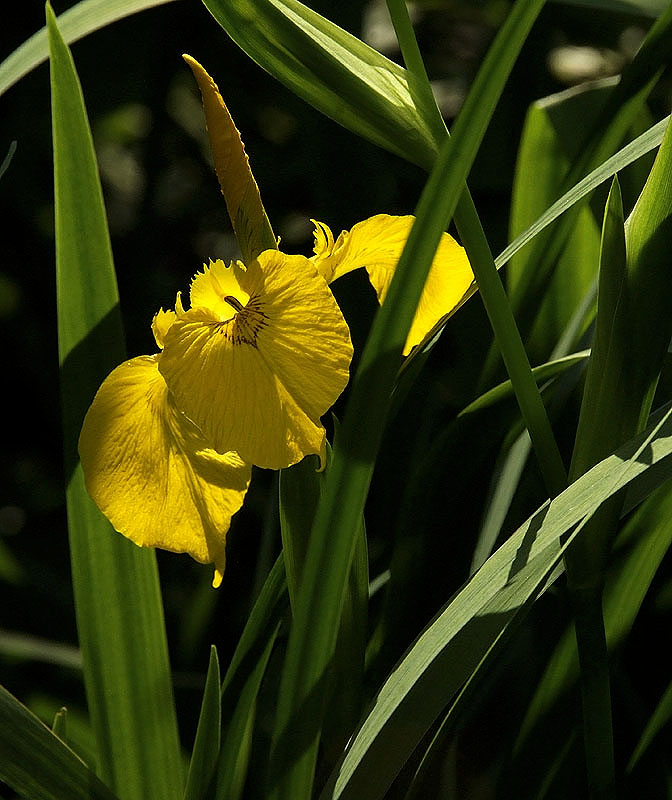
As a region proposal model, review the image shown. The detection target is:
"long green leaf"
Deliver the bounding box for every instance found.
[565,114,672,793]
[214,555,288,800]
[628,677,672,771]
[200,0,445,170]
[267,2,548,798]
[510,474,672,794]
[279,444,369,769]
[183,647,221,800]
[495,115,669,270]
[0,684,120,800]
[488,3,672,383]
[48,7,182,799]
[508,80,603,359]
[320,403,672,800]
[1,0,177,98]
[215,626,280,800]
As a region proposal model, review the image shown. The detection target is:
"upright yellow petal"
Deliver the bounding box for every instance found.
[312,214,474,355]
[183,55,277,263]
[78,355,251,583]
[151,307,177,349]
[159,252,353,470]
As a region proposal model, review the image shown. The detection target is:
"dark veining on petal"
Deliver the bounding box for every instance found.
[216,294,268,347]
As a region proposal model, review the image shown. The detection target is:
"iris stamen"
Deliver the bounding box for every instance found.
[224,295,245,312]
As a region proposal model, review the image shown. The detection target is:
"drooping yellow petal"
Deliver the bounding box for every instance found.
[183,54,277,263]
[159,253,353,470]
[78,354,251,583]
[312,214,474,355]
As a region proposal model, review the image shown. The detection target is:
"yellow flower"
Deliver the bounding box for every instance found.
[311,214,474,356]
[183,54,473,361]
[79,310,251,588]
[78,56,474,587]
[158,253,353,471]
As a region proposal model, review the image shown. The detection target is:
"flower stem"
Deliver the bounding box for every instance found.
[386,0,567,498]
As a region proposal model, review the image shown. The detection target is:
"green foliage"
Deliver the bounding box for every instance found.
[2,0,672,799]
[0,685,120,800]
[47,6,183,800]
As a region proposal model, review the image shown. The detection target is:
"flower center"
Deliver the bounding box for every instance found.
[224,295,245,313]
[218,294,268,347]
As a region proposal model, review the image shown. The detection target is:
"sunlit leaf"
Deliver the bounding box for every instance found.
[48,7,182,799]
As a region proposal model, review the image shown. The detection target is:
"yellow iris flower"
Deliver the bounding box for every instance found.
[78,56,473,587]
[79,309,252,588]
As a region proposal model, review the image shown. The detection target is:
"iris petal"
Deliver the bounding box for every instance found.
[159,251,353,469]
[78,355,251,584]
[312,214,474,355]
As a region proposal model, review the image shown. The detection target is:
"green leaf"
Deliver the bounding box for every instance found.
[267,2,549,797]
[320,403,672,800]
[200,0,445,170]
[48,7,182,800]
[511,474,672,793]
[571,177,630,480]
[279,455,323,614]
[215,626,280,800]
[566,115,672,577]
[628,676,672,771]
[0,140,17,180]
[0,630,81,669]
[183,647,221,800]
[508,81,603,360]
[213,555,288,800]
[495,115,669,271]
[279,442,369,768]
[0,684,120,800]
[501,3,672,361]
[460,352,589,416]
[0,0,177,98]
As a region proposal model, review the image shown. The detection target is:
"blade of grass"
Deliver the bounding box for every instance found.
[0,140,17,179]
[1,0,177,98]
[48,7,182,799]
[183,647,221,800]
[267,2,553,798]
[279,443,369,770]
[0,684,120,800]
[0,629,82,669]
[627,677,672,771]
[213,555,288,800]
[215,626,280,800]
[320,402,672,800]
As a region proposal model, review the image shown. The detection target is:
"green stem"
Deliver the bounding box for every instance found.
[568,579,616,799]
[455,192,568,497]
[387,0,567,499]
